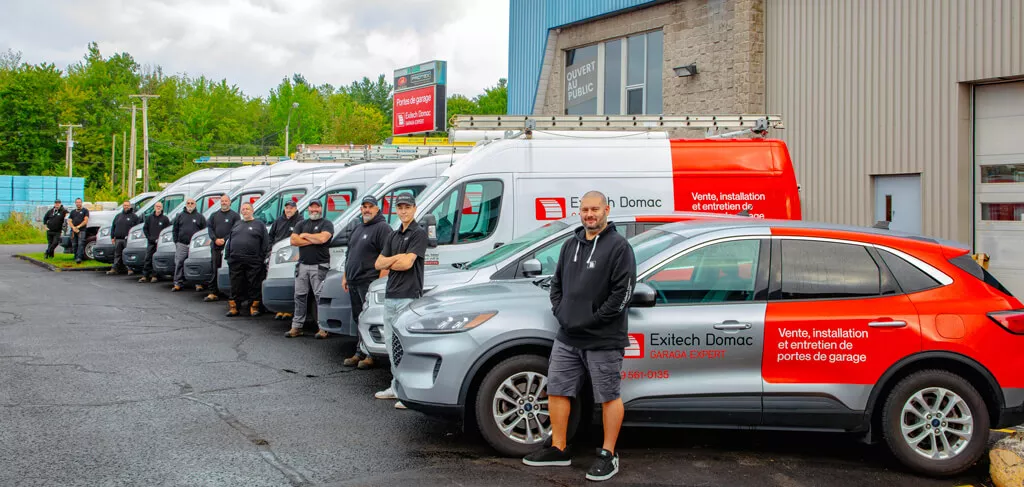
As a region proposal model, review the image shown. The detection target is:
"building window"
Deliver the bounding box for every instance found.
[981,203,1024,221]
[564,29,663,116]
[981,163,1024,183]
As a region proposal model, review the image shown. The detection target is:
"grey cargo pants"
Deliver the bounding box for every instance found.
[292,263,328,329]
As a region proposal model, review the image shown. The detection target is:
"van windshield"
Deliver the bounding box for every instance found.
[463,221,569,270]
[629,229,688,264]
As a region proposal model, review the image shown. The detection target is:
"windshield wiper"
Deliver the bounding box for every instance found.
[451,262,467,269]
[532,276,553,290]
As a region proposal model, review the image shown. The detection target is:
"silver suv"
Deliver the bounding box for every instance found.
[391,219,1024,478]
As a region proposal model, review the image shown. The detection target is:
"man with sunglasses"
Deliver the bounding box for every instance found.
[171,198,206,292]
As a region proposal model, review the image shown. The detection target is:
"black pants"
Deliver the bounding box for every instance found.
[349,281,371,356]
[45,231,61,257]
[142,241,158,278]
[207,246,224,292]
[112,239,127,272]
[229,259,265,304]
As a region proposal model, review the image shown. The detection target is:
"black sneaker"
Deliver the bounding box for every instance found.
[586,449,619,481]
[522,444,571,467]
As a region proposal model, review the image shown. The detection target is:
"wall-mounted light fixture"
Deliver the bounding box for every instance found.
[673,63,698,77]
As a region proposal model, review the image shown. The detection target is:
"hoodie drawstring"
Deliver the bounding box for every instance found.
[574,242,580,262]
[574,234,600,264]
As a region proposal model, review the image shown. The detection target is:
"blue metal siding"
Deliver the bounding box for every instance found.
[508,0,660,114]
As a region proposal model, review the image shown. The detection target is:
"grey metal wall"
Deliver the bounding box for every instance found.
[765,0,1024,243]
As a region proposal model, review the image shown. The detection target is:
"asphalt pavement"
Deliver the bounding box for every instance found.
[0,244,1000,486]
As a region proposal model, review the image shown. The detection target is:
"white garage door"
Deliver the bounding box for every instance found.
[974,81,1024,297]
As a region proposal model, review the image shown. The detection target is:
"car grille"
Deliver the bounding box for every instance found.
[392,335,404,366]
[369,325,383,344]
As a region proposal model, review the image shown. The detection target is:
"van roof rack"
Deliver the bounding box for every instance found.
[294,144,473,162]
[193,156,290,165]
[872,220,891,230]
[448,114,783,139]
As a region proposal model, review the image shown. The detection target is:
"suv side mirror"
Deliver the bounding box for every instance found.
[521,258,542,277]
[630,282,657,307]
[421,214,438,248]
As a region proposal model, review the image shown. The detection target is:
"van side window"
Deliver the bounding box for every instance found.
[429,181,503,244]
[878,249,941,294]
[779,240,881,300]
[644,239,761,304]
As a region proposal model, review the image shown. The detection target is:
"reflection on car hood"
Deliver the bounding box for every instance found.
[424,268,478,287]
[410,280,548,316]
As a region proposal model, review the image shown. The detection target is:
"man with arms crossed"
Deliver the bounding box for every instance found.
[342,195,392,369]
[285,199,334,338]
[372,193,426,409]
[107,200,140,275]
[171,198,205,292]
[204,194,240,301]
[522,190,636,482]
[269,200,302,320]
[68,198,90,264]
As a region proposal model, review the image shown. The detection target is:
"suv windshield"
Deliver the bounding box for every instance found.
[464,221,569,270]
[629,229,688,264]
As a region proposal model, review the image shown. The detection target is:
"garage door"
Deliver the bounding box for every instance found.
[974,81,1024,297]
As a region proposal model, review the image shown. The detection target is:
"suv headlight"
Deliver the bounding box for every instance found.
[160,232,173,243]
[130,229,143,240]
[407,311,497,334]
[100,227,111,237]
[192,234,211,249]
[274,246,299,265]
[370,290,385,305]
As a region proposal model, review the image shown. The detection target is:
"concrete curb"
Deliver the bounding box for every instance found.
[11,254,111,272]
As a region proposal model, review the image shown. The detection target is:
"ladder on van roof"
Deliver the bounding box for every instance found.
[293,144,474,162]
[448,114,783,138]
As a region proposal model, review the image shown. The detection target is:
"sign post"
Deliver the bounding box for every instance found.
[393,60,447,136]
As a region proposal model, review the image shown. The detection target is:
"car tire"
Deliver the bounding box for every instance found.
[474,354,582,457]
[84,241,95,260]
[881,369,990,477]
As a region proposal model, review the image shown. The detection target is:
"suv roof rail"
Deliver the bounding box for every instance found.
[447,114,783,139]
[872,220,891,230]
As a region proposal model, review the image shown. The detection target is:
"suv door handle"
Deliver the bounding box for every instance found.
[714,321,752,330]
[868,320,907,328]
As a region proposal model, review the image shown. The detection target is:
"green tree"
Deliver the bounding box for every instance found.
[342,74,393,119]
[474,78,507,115]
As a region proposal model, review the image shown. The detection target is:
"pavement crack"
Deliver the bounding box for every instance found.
[1,356,114,375]
[182,394,312,487]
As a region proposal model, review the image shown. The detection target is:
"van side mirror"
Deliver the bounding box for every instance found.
[521,258,542,277]
[421,214,438,248]
[630,282,657,308]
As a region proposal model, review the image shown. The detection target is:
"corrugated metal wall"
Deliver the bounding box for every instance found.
[766,0,1024,243]
[507,0,661,114]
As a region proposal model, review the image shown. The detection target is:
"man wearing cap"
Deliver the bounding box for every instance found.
[43,200,68,259]
[342,195,393,369]
[285,199,335,338]
[68,198,89,264]
[269,200,303,320]
[107,200,140,275]
[372,193,427,409]
[172,198,205,292]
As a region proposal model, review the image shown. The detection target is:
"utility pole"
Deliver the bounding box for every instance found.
[129,94,159,192]
[285,102,299,159]
[59,124,83,177]
[121,130,127,194]
[110,134,117,190]
[129,104,137,198]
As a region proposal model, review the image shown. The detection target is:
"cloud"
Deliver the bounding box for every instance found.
[0,0,509,98]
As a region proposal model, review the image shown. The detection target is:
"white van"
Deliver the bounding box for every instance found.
[181,161,340,286]
[266,153,463,323]
[411,136,803,269]
[214,164,397,296]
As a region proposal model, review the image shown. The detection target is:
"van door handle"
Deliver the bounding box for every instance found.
[868,320,907,328]
[714,321,751,330]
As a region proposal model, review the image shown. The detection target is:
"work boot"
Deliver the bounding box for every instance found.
[284,328,302,338]
[195,284,204,292]
[127,270,135,276]
[343,353,363,367]
[280,312,293,320]
[357,356,375,370]
[273,312,283,320]
[204,293,219,302]
[250,301,261,317]
[226,300,239,317]
[150,276,158,283]
[106,269,117,275]
[315,330,329,339]
[138,276,148,283]
[171,285,182,292]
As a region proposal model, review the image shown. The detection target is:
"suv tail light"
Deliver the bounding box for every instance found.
[988,310,1024,334]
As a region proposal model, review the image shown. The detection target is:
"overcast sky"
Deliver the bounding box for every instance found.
[1,0,510,98]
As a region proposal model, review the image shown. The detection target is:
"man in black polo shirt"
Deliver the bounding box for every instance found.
[107,200,140,275]
[225,202,270,317]
[204,194,240,302]
[371,193,427,409]
[42,200,67,259]
[68,198,89,264]
[285,199,334,338]
[140,201,170,283]
[342,195,392,369]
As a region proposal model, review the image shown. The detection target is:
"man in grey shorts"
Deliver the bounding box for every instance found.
[522,190,636,483]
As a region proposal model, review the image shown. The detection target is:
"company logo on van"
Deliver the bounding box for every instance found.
[625,333,644,359]
[535,198,566,220]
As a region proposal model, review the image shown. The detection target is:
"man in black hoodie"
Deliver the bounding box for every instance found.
[107,200,140,275]
[523,191,635,482]
[225,202,269,317]
[42,200,68,259]
[171,198,206,292]
[342,195,392,369]
[204,194,241,302]
[140,201,170,283]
